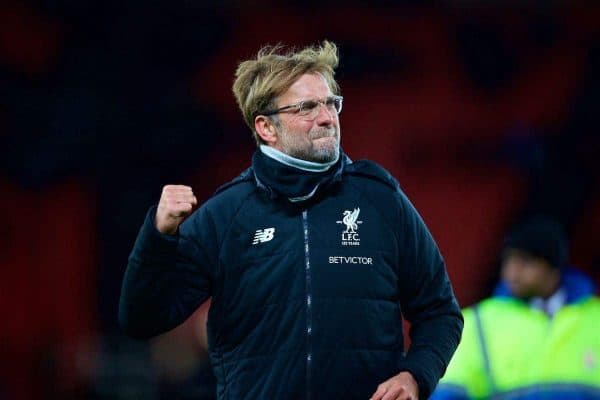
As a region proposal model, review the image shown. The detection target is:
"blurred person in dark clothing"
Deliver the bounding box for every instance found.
[432,217,600,400]
[119,41,462,400]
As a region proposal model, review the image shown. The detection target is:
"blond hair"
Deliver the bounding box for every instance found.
[232,40,340,145]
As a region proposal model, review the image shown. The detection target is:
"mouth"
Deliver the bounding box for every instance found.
[311,131,336,140]
[313,136,335,140]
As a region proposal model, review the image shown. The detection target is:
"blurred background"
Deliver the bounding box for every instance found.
[1,0,599,398]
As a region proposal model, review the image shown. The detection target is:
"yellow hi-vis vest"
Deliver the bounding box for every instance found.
[435,296,600,399]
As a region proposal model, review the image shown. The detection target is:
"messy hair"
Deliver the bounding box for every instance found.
[232,40,340,145]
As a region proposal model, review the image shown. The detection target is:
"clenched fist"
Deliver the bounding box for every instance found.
[155,185,198,235]
[370,371,418,400]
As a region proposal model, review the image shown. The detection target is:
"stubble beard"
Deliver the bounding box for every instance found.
[280,127,340,164]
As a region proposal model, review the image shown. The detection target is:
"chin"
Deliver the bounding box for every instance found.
[315,137,338,150]
[510,286,529,298]
[312,145,339,163]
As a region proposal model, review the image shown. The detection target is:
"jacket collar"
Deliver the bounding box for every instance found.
[251,146,350,203]
[494,266,597,305]
[259,145,340,172]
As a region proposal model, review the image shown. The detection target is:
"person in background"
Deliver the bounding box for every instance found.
[431,217,600,399]
[119,41,463,400]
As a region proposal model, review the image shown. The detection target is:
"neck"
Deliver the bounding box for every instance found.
[259,145,339,172]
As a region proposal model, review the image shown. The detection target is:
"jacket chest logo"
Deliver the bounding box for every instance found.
[336,207,362,246]
[253,228,275,245]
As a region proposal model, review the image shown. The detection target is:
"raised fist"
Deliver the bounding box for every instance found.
[155,185,198,235]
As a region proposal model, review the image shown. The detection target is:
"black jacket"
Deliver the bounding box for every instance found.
[119,150,463,399]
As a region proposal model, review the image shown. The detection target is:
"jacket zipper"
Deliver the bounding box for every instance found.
[302,210,313,400]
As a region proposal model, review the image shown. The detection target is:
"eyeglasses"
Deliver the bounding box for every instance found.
[261,95,343,119]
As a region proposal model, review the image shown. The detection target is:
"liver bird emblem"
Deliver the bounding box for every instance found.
[340,208,360,233]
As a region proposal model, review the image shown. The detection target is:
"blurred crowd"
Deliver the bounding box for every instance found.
[1,1,599,398]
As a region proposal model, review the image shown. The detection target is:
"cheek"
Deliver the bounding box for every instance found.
[500,266,509,280]
[285,120,313,137]
[501,263,519,282]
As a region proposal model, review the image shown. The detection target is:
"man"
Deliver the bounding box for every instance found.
[431,218,600,399]
[119,41,463,400]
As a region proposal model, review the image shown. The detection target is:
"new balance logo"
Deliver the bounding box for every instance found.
[253,228,275,245]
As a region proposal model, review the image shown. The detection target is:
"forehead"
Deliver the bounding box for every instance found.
[278,73,332,103]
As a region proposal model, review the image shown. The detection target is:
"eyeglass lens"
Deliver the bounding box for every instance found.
[299,97,342,117]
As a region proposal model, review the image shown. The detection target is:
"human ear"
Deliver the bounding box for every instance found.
[254,115,278,145]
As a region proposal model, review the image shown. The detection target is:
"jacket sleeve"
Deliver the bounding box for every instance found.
[430,307,488,400]
[394,189,464,399]
[119,206,217,339]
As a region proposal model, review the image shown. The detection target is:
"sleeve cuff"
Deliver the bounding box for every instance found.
[397,360,434,400]
[130,206,179,260]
